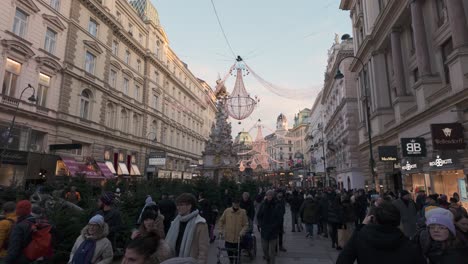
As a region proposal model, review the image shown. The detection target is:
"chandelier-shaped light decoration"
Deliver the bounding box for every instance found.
[225,57,258,121]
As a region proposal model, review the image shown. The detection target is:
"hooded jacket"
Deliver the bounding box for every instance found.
[0,213,17,257]
[336,224,426,264]
[68,223,113,264]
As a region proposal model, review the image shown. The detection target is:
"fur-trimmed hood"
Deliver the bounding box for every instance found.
[80,222,110,240]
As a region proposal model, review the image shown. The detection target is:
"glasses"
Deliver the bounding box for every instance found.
[429,225,448,231]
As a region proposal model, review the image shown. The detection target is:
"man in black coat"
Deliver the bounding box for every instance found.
[240,192,255,223]
[96,192,123,249]
[336,202,426,264]
[288,190,303,232]
[159,193,177,235]
[257,190,283,264]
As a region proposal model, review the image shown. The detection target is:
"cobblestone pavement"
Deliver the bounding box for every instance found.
[208,205,339,264]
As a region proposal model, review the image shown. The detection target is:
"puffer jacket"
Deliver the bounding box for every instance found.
[218,208,249,243]
[68,223,113,264]
[0,213,17,257]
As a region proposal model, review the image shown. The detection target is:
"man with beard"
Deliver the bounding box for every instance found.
[257,190,283,264]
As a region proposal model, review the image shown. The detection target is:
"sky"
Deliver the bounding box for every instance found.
[151,0,352,138]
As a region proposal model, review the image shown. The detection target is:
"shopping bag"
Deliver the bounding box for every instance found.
[337,228,351,248]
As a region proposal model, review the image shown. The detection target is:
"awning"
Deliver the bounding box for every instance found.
[130,164,141,176]
[105,161,117,174]
[97,162,115,179]
[61,157,80,176]
[118,162,129,175]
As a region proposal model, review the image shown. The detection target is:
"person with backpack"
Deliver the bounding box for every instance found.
[0,202,16,260]
[69,215,114,264]
[4,200,52,264]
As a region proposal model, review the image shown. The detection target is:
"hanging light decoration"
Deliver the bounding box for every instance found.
[239,161,245,172]
[250,159,258,170]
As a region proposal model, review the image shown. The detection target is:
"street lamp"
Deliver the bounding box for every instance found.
[307,125,329,187]
[333,38,377,191]
[0,84,36,166]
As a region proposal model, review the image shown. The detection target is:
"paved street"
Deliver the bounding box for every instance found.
[208,206,339,264]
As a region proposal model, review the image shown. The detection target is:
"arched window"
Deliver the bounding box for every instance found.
[105,103,115,128]
[121,109,128,133]
[80,89,92,119]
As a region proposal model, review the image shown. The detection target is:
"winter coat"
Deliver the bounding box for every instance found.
[318,197,329,222]
[150,239,174,263]
[96,207,122,243]
[4,215,37,264]
[134,214,166,239]
[392,198,418,238]
[299,198,319,224]
[218,208,249,243]
[336,224,426,264]
[0,213,16,257]
[327,201,344,225]
[289,195,303,213]
[159,199,177,232]
[188,222,209,264]
[416,228,468,264]
[239,199,255,221]
[354,195,368,218]
[342,202,356,224]
[256,200,283,240]
[198,199,214,226]
[69,223,113,264]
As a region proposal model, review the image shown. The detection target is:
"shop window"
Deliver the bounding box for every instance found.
[13,9,28,38]
[37,73,50,107]
[2,58,22,97]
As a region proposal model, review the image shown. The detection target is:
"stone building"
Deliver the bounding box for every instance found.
[265,113,293,173]
[321,37,362,190]
[289,108,311,185]
[0,0,216,186]
[340,0,468,199]
[233,130,254,180]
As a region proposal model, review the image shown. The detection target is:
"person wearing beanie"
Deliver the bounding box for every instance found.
[132,209,165,239]
[0,201,16,259]
[4,200,37,264]
[415,212,468,263]
[96,192,122,250]
[69,215,113,264]
[392,190,418,238]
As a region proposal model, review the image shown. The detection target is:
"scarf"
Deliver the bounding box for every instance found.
[165,209,204,258]
[71,238,96,264]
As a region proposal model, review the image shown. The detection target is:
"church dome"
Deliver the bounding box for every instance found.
[235,131,253,145]
[277,113,287,122]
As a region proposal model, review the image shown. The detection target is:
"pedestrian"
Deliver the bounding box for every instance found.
[353,190,368,227]
[96,192,123,249]
[122,231,173,264]
[137,195,159,225]
[254,191,264,232]
[336,202,426,264]
[239,192,255,224]
[392,190,418,238]
[299,194,319,238]
[65,186,81,204]
[438,194,450,209]
[257,190,283,264]
[159,193,177,235]
[132,209,165,240]
[275,191,287,252]
[318,192,329,237]
[452,206,468,247]
[327,195,344,249]
[198,193,215,243]
[218,198,249,264]
[69,215,113,264]
[416,211,468,263]
[289,190,303,232]
[0,202,16,260]
[165,193,209,264]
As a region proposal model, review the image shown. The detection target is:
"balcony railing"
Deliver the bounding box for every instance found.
[1,95,20,106]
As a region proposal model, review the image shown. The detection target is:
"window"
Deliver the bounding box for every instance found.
[137,60,141,72]
[155,40,160,57]
[112,40,118,55]
[85,51,96,74]
[13,9,28,37]
[139,33,143,43]
[150,120,157,135]
[125,50,130,64]
[109,69,117,88]
[123,78,129,95]
[37,73,50,107]
[120,109,128,132]
[116,11,121,23]
[79,90,91,119]
[413,68,419,83]
[128,23,133,35]
[44,28,57,54]
[153,95,158,109]
[436,0,447,27]
[441,38,453,84]
[71,141,83,156]
[154,71,160,84]
[133,114,140,136]
[50,0,60,11]
[134,85,140,100]
[88,19,98,37]
[2,58,21,96]
[106,103,115,128]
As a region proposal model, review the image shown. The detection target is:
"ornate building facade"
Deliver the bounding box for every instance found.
[0,0,216,186]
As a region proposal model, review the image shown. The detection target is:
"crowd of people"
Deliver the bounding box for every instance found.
[0,185,467,264]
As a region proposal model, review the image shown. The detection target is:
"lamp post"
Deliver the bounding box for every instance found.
[0,84,36,167]
[308,125,329,187]
[334,42,377,192]
[144,132,157,180]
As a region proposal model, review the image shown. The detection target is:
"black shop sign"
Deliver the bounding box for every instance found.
[378,146,398,162]
[0,149,28,165]
[401,138,427,157]
[431,123,465,150]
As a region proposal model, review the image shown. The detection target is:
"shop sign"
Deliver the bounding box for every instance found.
[429,155,453,167]
[401,138,426,157]
[401,161,418,171]
[0,149,28,165]
[431,123,465,150]
[148,151,166,166]
[378,146,398,162]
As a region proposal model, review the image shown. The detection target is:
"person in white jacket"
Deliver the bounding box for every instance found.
[69,215,113,264]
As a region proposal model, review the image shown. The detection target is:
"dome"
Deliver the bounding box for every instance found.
[235,131,253,145]
[277,113,287,122]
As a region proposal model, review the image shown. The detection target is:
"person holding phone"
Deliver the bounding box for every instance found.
[336,202,426,264]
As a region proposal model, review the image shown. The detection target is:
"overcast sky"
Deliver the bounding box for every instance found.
[152,0,352,138]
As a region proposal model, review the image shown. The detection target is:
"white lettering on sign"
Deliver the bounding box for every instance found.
[381,157,397,161]
[429,155,453,167]
[406,142,422,154]
[402,162,417,171]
